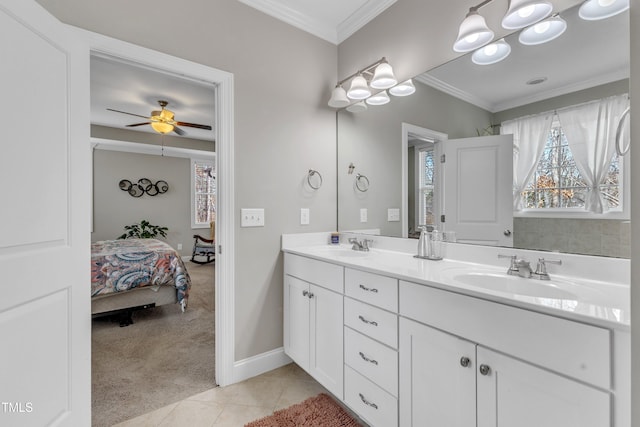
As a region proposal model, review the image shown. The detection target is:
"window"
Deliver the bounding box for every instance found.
[522,123,621,210]
[191,158,216,228]
[417,145,436,227]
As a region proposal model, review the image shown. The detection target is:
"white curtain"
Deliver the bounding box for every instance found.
[501,114,552,211]
[558,94,629,213]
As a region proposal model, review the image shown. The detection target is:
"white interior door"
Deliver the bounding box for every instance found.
[443,135,513,246]
[0,1,90,426]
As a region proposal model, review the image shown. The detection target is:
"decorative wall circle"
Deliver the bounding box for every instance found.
[119,179,169,197]
[119,179,132,191]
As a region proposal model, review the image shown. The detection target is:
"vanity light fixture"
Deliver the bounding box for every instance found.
[579,0,629,20]
[472,39,511,65]
[453,2,495,52]
[389,79,416,96]
[328,57,413,110]
[502,0,553,29]
[366,90,391,106]
[518,13,567,45]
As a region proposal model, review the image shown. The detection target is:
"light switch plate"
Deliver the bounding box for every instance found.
[300,208,310,225]
[241,208,265,227]
[388,208,400,222]
[360,208,368,223]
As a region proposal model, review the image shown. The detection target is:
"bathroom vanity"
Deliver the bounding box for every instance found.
[282,233,630,427]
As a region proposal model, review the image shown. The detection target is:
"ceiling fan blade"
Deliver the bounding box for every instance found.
[106,108,150,119]
[173,126,186,136]
[176,121,213,131]
[126,122,151,127]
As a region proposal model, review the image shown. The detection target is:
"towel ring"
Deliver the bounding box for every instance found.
[307,169,323,190]
[355,173,370,192]
[615,106,631,156]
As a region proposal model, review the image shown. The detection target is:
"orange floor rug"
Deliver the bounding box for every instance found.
[245,393,363,427]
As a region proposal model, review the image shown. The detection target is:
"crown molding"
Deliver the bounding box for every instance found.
[337,0,397,44]
[415,73,494,112]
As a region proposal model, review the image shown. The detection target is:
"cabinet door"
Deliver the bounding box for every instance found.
[284,275,310,371]
[309,284,344,399]
[399,318,476,427]
[477,347,611,427]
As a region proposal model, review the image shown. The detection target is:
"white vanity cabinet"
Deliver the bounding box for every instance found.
[399,280,612,427]
[283,253,344,399]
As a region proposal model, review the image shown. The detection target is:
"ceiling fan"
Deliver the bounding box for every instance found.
[107,100,212,136]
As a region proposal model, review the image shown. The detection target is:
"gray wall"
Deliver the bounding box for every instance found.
[92,149,205,257]
[338,80,492,235]
[38,0,338,361]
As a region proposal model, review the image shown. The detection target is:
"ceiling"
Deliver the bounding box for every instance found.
[90,1,394,140]
[418,4,630,113]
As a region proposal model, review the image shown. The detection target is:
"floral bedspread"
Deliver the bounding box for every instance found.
[91,239,191,311]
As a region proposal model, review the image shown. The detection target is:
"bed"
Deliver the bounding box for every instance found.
[91,238,191,325]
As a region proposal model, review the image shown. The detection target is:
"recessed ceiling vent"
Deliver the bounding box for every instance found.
[526,77,548,85]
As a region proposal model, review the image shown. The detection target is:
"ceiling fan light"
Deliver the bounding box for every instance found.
[366,90,391,105]
[151,122,174,134]
[371,62,398,89]
[328,85,350,108]
[389,79,416,96]
[579,0,629,20]
[453,10,495,52]
[347,75,371,100]
[471,39,512,65]
[502,0,553,29]
[518,15,567,45]
[346,101,368,113]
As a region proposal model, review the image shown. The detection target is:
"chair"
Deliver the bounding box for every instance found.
[191,221,215,264]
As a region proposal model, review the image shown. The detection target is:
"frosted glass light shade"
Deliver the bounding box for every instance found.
[519,15,567,45]
[579,0,629,20]
[502,0,553,29]
[346,101,368,113]
[371,63,398,89]
[151,122,174,134]
[389,79,416,96]
[347,75,371,100]
[453,10,495,52]
[366,91,390,105]
[472,39,511,65]
[328,85,350,108]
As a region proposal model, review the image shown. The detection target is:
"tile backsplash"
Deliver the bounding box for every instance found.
[514,218,630,258]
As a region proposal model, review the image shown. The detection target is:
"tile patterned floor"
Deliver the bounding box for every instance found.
[112,363,337,427]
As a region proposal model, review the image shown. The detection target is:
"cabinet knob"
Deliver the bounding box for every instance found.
[479,364,491,376]
[302,290,309,297]
[308,292,314,299]
[459,356,471,368]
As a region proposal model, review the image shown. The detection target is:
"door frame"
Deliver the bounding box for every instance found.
[78,28,236,386]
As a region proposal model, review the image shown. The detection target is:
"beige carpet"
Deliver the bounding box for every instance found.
[91,261,215,427]
[245,394,363,427]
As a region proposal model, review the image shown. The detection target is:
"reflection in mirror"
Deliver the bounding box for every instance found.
[337,3,630,258]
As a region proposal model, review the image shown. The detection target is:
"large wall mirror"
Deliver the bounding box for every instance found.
[337,2,630,258]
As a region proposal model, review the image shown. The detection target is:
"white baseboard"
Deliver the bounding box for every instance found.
[231,347,292,384]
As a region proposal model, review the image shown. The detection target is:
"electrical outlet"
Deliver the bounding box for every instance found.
[388,208,400,222]
[177,243,183,250]
[300,208,310,225]
[241,208,265,227]
[360,208,368,223]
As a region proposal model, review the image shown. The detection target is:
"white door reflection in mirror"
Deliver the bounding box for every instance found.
[443,135,514,247]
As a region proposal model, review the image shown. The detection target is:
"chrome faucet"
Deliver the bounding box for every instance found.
[532,258,562,280]
[348,237,373,252]
[498,254,532,278]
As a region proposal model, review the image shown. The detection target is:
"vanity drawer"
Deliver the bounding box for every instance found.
[345,297,398,349]
[399,280,611,389]
[284,253,343,294]
[345,268,398,312]
[344,365,398,427]
[345,326,398,396]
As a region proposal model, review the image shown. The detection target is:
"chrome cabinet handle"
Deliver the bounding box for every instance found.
[460,356,471,368]
[359,284,379,293]
[358,315,378,326]
[503,229,512,236]
[359,351,379,365]
[359,393,378,409]
[479,364,491,376]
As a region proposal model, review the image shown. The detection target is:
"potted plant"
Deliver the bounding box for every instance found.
[118,220,168,239]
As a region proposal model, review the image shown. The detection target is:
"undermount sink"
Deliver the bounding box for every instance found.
[443,269,578,300]
[308,245,370,258]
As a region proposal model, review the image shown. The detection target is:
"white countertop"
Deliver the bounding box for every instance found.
[283,241,630,331]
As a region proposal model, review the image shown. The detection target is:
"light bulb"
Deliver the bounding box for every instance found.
[465,33,480,43]
[534,21,551,33]
[518,4,536,18]
[598,0,616,6]
[483,44,498,56]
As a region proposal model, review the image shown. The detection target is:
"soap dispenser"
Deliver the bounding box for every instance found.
[415,226,428,259]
